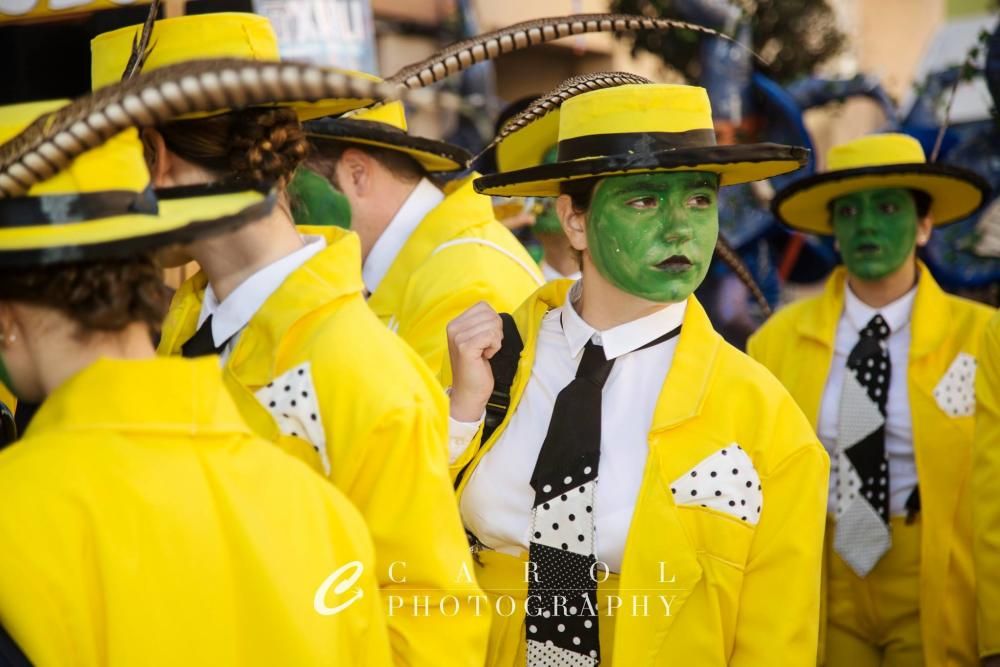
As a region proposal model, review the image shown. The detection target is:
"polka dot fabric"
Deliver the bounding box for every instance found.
[933,352,977,418]
[531,481,596,556]
[669,444,763,525]
[527,640,598,667]
[253,362,329,475]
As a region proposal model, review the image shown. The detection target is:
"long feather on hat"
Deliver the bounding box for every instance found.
[120,0,162,81]
[472,71,653,164]
[0,59,460,198]
[387,13,765,89]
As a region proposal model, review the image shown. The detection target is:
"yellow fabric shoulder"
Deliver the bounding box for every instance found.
[450,283,829,665]
[0,356,390,666]
[367,175,543,380]
[158,226,489,667]
[974,309,1000,658]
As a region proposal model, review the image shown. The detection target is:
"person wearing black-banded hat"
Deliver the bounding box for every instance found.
[306,100,544,378]
[748,133,993,666]
[0,97,391,666]
[444,81,828,665]
[91,13,489,664]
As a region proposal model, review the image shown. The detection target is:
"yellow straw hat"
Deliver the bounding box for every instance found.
[474,83,808,197]
[306,101,470,172]
[91,12,377,120]
[771,133,990,235]
[0,100,273,267]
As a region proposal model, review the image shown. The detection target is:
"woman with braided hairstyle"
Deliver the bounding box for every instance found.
[90,12,490,666]
[0,95,391,665]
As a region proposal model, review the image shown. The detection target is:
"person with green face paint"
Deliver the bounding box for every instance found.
[443,81,834,666]
[748,133,994,666]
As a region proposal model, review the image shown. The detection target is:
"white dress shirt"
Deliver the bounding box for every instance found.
[197,234,326,363]
[362,178,444,294]
[452,283,686,572]
[817,283,918,517]
[540,260,582,283]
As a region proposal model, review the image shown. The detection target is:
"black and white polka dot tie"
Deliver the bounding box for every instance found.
[526,338,611,666]
[834,314,892,577]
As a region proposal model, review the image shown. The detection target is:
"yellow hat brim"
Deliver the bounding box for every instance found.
[474,143,808,197]
[772,164,990,235]
[0,187,272,266]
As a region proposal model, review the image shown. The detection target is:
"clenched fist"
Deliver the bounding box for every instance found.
[447,301,504,422]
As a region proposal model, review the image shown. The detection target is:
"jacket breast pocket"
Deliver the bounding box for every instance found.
[676,506,755,571]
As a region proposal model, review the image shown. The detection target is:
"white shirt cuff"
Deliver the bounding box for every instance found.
[448,414,484,465]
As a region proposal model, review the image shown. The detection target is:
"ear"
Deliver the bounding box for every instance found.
[556,195,588,253]
[141,128,172,187]
[0,303,15,346]
[915,215,933,248]
[337,148,373,199]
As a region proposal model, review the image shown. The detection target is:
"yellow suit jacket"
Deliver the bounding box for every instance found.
[748,265,994,666]
[367,175,543,380]
[451,281,829,665]
[159,227,488,667]
[0,356,390,666]
[974,309,1000,658]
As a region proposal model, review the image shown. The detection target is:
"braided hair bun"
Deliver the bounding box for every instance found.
[0,256,169,332]
[157,108,309,187]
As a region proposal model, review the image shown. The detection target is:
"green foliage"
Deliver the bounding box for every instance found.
[609,0,846,83]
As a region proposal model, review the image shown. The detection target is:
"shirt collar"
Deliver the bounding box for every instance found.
[843,281,917,336]
[559,280,687,360]
[362,177,444,294]
[199,234,327,347]
[540,261,582,282]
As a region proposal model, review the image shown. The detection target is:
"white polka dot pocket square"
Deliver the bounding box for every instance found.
[254,362,330,474]
[670,445,763,525]
[933,352,977,418]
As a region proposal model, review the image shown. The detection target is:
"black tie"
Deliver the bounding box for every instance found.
[180,315,227,358]
[525,325,680,666]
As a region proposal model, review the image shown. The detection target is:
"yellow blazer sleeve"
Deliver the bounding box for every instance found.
[312,341,489,667]
[974,314,1000,657]
[397,245,540,383]
[731,396,830,665]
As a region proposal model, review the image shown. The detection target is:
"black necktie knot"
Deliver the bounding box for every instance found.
[181,315,227,358]
[577,340,614,387]
[861,314,891,341]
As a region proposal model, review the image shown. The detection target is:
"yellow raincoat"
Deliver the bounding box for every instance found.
[158,227,488,667]
[974,310,1000,659]
[0,356,390,666]
[450,281,829,665]
[747,264,994,666]
[367,175,543,379]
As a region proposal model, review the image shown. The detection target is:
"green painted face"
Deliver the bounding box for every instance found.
[830,188,919,281]
[533,145,563,235]
[586,171,719,302]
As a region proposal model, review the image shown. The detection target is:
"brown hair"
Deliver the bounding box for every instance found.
[0,256,169,333]
[156,108,309,187]
[307,141,430,188]
[560,179,600,214]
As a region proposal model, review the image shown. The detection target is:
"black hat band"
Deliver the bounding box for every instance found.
[557,128,717,162]
[0,188,158,228]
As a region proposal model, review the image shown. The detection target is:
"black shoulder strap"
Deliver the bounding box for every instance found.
[453,313,523,491]
[0,623,31,666]
[0,403,15,450]
[482,313,524,444]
